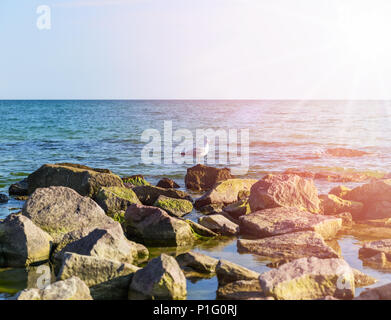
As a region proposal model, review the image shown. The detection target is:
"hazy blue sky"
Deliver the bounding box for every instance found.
[1,0,391,99]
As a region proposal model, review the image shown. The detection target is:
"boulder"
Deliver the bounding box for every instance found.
[215,259,260,286]
[57,252,139,300]
[335,212,354,227]
[53,222,143,266]
[359,240,391,269]
[249,174,321,213]
[22,186,116,242]
[8,178,28,196]
[326,148,369,157]
[223,199,251,219]
[176,251,218,274]
[198,214,239,236]
[319,194,363,217]
[129,254,187,300]
[15,276,92,300]
[355,283,391,300]
[239,207,342,240]
[217,280,268,300]
[0,194,9,203]
[27,163,124,197]
[122,175,150,187]
[185,164,233,191]
[352,268,377,287]
[195,179,257,209]
[133,185,192,206]
[153,195,193,218]
[124,204,195,247]
[259,257,355,300]
[343,180,391,219]
[95,186,141,215]
[237,231,339,261]
[0,214,53,267]
[185,220,218,238]
[198,203,224,215]
[157,178,180,189]
[329,185,351,198]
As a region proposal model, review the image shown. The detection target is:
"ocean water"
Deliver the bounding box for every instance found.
[0,100,391,299]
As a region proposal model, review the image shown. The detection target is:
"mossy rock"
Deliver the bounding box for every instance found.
[122,175,150,187]
[223,199,251,219]
[153,195,193,218]
[95,186,141,213]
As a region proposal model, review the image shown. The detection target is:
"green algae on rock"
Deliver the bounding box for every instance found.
[153,195,193,218]
[122,175,150,187]
[133,185,192,206]
[95,186,141,214]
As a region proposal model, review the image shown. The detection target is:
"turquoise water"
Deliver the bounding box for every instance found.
[1,100,391,299]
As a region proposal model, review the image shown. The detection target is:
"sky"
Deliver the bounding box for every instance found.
[1,0,391,99]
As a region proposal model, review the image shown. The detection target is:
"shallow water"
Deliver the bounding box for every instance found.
[1,100,391,299]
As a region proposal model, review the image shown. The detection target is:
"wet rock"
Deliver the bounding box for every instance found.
[320,194,363,217]
[53,222,143,266]
[157,178,180,189]
[8,178,28,196]
[215,259,260,286]
[124,204,195,247]
[176,251,218,274]
[239,207,342,240]
[195,179,257,209]
[27,163,124,197]
[198,214,239,236]
[133,185,192,206]
[129,254,187,300]
[0,214,53,267]
[237,231,339,261]
[223,199,251,219]
[57,253,139,300]
[122,175,150,187]
[0,194,9,203]
[343,180,391,219]
[199,203,224,215]
[259,257,355,300]
[359,239,391,270]
[355,283,391,300]
[249,174,321,213]
[329,185,351,198]
[95,186,141,214]
[153,195,193,218]
[335,212,354,227]
[185,220,218,238]
[352,268,377,287]
[22,186,116,243]
[326,148,369,157]
[15,276,92,300]
[217,280,267,300]
[185,164,233,191]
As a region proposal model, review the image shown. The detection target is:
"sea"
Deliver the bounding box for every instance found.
[0,100,390,299]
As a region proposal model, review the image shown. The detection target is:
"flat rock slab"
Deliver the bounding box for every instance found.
[237,231,339,261]
[132,185,192,206]
[198,214,239,236]
[239,207,342,240]
[217,280,267,300]
[176,251,218,274]
[259,257,355,300]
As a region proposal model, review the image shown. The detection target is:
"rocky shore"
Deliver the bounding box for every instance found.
[1,162,391,300]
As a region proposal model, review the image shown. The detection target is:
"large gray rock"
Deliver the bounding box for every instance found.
[185,164,233,191]
[239,207,342,240]
[125,204,195,247]
[27,163,124,197]
[237,231,339,262]
[217,280,268,300]
[259,257,355,300]
[215,259,260,286]
[53,222,144,266]
[249,174,321,213]
[176,251,218,274]
[95,186,141,214]
[57,253,140,300]
[16,276,92,300]
[129,254,187,300]
[0,214,53,267]
[132,185,192,206]
[22,186,116,242]
[194,179,257,209]
[198,214,239,236]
